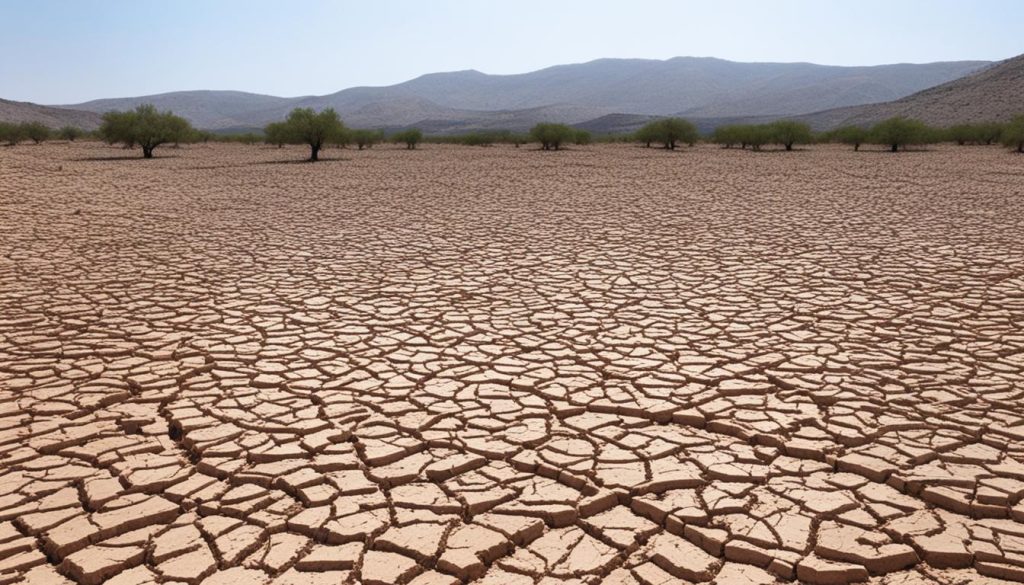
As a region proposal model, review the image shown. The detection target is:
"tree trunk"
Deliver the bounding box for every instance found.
[891,143,899,153]
[142,146,154,159]
[785,143,793,151]
[854,144,860,152]
[1018,142,1023,153]
[310,144,320,161]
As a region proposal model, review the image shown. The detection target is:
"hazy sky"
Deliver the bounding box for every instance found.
[3,0,1022,104]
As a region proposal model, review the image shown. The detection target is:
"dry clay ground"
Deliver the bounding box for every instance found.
[1,141,1024,585]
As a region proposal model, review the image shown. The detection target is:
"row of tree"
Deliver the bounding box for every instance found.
[7,105,1024,158]
[0,121,84,145]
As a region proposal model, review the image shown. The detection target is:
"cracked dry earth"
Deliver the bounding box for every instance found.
[1,142,1024,585]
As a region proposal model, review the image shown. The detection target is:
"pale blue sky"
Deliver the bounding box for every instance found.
[2,0,1022,104]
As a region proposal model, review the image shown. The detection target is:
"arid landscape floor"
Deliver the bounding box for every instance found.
[1,142,1024,585]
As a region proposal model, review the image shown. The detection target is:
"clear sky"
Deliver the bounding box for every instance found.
[2,0,1022,104]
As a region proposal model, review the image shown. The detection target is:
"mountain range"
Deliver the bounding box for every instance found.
[2,55,1020,134]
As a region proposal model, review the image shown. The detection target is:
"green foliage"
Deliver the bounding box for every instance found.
[636,118,698,149]
[529,123,575,150]
[19,122,50,144]
[768,120,812,151]
[350,129,384,150]
[269,108,346,161]
[573,130,592,146]
[99,104,193,158]
[945,122,1005,145]
[392,128,423,149]
[263,121,288,147]
[1002,115,1024,153]
[868,117,934,152]
[57,126,84,142]
[824,126,869,151]
[710,125,744,149]
[0,122,25,145]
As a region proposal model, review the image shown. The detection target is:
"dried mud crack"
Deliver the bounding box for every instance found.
[2,142,1024,584]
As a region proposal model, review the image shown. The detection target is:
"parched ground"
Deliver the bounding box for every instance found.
[1,141,1024,585]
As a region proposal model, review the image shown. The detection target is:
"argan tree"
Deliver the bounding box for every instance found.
[20,122,50,144]
[711,125,742,149]
[58,126,84,142]
[869,117,932,152]
[829,126,868,151]
[530,123,575,150]
[272,107,346,161]
[574,129,592,146]
[99,104,193,158]
[263,121,288,148]
[351,129,382,150]
[0,122,23,145]
[637,118,698,150]
[769,120,812,151]
[392,128,423,150]
[1002,115,1024,153]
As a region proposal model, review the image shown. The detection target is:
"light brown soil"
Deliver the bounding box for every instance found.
[2,142,1024,585]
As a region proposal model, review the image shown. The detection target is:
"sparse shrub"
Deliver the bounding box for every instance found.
[530,123,575,150]
[58,126,83,142]
[868,117,933,152]
[0,122,25,146]
[1002,115,1024,153]
[711,125,743,149]
[573,130,592,146]
[636,118,698,150]
[828,126,869,151]
[270,108,346,161]
[977,122,1005,145]
[263,122,287,148]
[20,122,50,144]
[768,120,812,151]
[351,129,383,150]
[392,128,423,150]
[99,104,193,158]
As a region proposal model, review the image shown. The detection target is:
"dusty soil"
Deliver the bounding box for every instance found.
[2,141,1024,585]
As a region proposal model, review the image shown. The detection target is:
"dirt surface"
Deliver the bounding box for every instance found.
[2,142,1024,584]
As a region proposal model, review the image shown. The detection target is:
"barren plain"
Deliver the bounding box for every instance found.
[2,142,1024,585]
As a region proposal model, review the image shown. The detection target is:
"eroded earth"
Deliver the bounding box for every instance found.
[2,142,1024,584]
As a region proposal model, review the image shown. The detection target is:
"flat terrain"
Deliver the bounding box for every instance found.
[1,142,1024,585]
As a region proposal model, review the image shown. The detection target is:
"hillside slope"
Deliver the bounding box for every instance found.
[0,99,102,129]
[799,54,1024,129]
[55,57,990,131]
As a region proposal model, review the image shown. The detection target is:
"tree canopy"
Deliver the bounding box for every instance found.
[530,123,575,150]
[868,117,934,152]
[392,128,423,150]
[1002,115,1024,153]
[99,104,193,158]
[269,108,346,161]
[636,118,699,150]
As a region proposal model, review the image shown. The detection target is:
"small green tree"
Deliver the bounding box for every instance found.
[634,124,657,148]
[977,122,1004,145]
[1002,115,1024,153]
[637,118,698,150]
[271,108,346,161]
[574,129,592,146]
[0,122,24,146]
[711,125,743,149]
[769,120,812,151]
[263,121,288,148]
[530,123,575,150]
[58,126,83,142]
[946,124,981,146]
[869,117,932,152]
[99,104,193,158]
[392,128,423,150]
[350,129,381,150]
[829,126,868,151]
[20,122,50,144]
